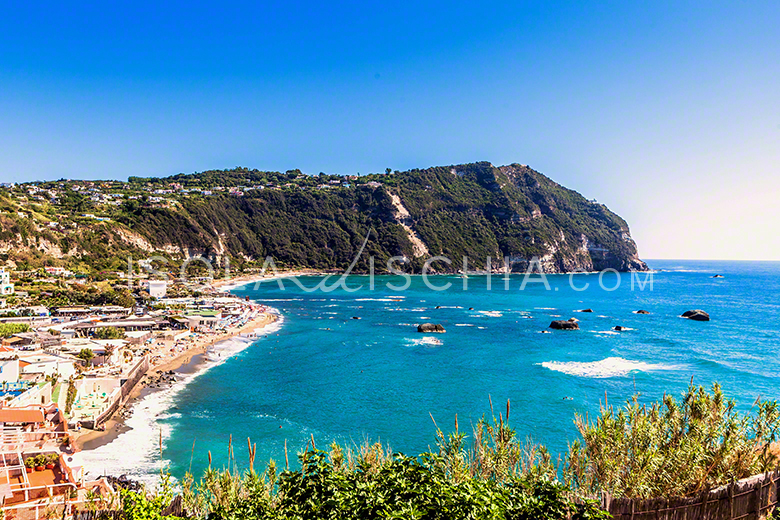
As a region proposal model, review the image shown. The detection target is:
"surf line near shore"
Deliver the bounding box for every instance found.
[70,303,283,484]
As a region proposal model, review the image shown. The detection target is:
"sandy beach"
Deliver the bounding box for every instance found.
[73,276,280,451]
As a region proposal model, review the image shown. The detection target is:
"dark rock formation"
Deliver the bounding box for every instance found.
[636,310,650,314]
[549,319,580,330]
[578,308,594,313]
[614,326,625,331]
[681,310,710,321]
[418,323,446,333]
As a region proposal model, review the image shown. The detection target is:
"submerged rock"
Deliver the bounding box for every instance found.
[681,309,710,321]
[418,323,446,333]
[636,310,650,314]
[549,319,580,330]
[578,308,594,313]
[614,325,625,331]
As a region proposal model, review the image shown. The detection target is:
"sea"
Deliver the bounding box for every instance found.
[71,260,780,484]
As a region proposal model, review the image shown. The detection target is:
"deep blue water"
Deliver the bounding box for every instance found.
[77,260,780,481]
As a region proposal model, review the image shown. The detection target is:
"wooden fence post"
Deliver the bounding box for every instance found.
[729,482,735,520]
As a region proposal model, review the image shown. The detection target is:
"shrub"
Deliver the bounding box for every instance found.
[564,383,780,499]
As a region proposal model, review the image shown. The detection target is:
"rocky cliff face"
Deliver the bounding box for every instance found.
[382,162,647,273]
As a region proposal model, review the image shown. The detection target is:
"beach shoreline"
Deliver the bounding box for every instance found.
[73,275,282,452]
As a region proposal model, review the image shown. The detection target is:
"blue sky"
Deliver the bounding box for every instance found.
[1,1,778,260]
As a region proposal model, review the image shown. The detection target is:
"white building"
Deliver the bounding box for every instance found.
[0,357,20,383]
[143,280,168,299]
[18,352,77,380]
[0,269,14,295]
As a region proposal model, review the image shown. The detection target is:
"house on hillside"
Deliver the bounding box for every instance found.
[0,269,14,296]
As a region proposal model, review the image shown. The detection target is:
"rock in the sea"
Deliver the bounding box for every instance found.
[681,309,710,321]
[351,316,361,320]
[713,274,724,278]
[549,319,580,330]
[614,325,625,331]
[418,323,446,333]
[636,310,650,314]
[578,308,594,313]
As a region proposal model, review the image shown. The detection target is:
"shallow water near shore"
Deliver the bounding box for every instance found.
[82,260,780,483]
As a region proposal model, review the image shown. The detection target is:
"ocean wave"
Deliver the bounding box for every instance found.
[539,357,678,378]
[407,337,443,347]
[71,312,284,484]
[476,311,503,317]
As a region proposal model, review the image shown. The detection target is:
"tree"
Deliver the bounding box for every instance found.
[77,348,95,364]
[94,326,125,340]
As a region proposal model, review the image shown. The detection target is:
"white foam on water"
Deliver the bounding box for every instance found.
[477,311,503,317]
[594,330,620,336]
[539,357,679,378]
[355,298,396,302]
[71,312,284,484]
[454,324,474,327]
[406,337,443,347]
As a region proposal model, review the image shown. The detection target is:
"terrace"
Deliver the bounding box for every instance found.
[0,426,114,517]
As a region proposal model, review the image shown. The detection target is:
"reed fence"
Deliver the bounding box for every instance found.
[603,471,780,520]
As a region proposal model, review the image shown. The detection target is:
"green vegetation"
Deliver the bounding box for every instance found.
[564,383,780,499]
[0,162,645,276]
[106,385,780,520]
[77,348,95,363]
[94,326,126,339]
[65,379,77,414]
[0,322,31,337]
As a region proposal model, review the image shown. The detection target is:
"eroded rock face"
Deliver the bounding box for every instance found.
[549,319,580,330]
[681,310,710,321]
[418,323,446,333]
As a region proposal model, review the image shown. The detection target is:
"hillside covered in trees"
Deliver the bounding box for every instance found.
[1,162,647,274]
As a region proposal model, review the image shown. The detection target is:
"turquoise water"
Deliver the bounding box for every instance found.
[79,260,780,481]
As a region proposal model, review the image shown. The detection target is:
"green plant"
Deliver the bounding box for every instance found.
[24,457,35,469]
[76,348,95,363]
[121,473,180,520]
[94,326,126,340]
[564,383,780,499]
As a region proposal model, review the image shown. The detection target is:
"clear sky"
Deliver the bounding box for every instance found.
[1,1,778,260]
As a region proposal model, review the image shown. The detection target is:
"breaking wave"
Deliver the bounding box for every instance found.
[539,357,679,378]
